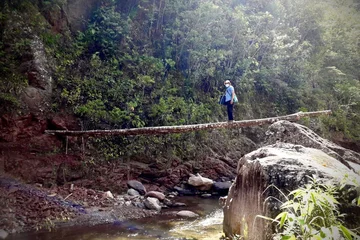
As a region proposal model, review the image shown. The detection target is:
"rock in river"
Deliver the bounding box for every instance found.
[127,180,146,195]
[127,188,140,196]
[145,191,165,201]
[176,210,199,218]
[188,173,214,191]
[213,181,232,195]
[223,142,360,240]
[0,229,8,239]
[144,197,161,211]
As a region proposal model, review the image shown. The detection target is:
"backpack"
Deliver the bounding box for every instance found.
[233,94,238,103]
[219,95,226,105]
[219,87,238,104]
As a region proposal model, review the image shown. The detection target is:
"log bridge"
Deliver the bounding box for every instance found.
[45,110,331,137]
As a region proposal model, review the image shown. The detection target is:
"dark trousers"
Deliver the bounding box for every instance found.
[225,101,234,121]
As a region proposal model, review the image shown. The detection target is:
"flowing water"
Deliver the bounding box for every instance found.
[9,196,224,240]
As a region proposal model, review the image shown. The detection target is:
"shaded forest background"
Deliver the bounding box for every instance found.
[1,0,360,160]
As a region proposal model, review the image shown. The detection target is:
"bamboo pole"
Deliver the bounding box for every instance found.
[65,136,68,155]
[45,110,331,138]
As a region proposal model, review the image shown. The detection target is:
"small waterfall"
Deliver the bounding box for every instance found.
[169,209,224,239]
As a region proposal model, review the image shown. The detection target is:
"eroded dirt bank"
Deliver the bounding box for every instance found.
[0,113,259,236]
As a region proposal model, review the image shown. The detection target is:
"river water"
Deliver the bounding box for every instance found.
[9,196,224,240]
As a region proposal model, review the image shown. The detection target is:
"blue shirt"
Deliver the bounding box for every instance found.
[225,86,234,102]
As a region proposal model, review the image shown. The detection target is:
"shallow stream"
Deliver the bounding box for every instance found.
[9,196,223,240]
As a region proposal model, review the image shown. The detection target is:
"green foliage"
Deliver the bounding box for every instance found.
[2,0,360,145]
[75,99,107,122]
[87,4,126,59]
[259,177,360,240]
[0,93,21,111]
[41,0,66,11]
[90,131,200,162]
[0,0,56,113]
[0,7,29,113]
[321,105,360,141]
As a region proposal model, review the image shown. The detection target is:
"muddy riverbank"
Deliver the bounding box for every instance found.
[5,195,223,240]
[1,173,224,239]
[0,174,159,236]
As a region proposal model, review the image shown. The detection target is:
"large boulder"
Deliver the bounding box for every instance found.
[223,142,360,240]
[265,120,360,171]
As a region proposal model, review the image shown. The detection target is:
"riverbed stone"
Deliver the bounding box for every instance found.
[219,196,227,207]
[144,197,162,211]
[172,202,187,207]
[213,181,232,195]
[103,191,114,199]
[168,191,178,196]
[127,180,146,195]
[173,186,195,195]
[201,193,212,198]
[188,173,214,191]
[163,198,172,207]
[0,229,8,239]
[127,188,140,196]
[145,191,165,201]
[176,210,199,218]
[133,201,145,209]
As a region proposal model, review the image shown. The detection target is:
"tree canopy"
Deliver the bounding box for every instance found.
[1,0,359,140]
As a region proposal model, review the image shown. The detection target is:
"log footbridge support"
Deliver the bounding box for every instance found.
[45,110,331,176]
[45,110,331,137]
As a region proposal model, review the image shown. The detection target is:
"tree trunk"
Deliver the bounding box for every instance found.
[45,110,331,137]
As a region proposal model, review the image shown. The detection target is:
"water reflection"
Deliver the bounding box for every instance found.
[8,196,223,240]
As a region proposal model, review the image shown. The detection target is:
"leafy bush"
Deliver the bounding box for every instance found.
[259,177,360,240]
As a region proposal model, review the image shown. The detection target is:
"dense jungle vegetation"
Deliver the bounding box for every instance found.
[1,0,360,158]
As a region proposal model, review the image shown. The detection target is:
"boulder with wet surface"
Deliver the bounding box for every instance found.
[223,121,360,240]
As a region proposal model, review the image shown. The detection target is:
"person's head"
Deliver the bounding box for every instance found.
[224,80,231,87]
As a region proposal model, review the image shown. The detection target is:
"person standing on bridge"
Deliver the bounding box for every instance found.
[224,80,235,122]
